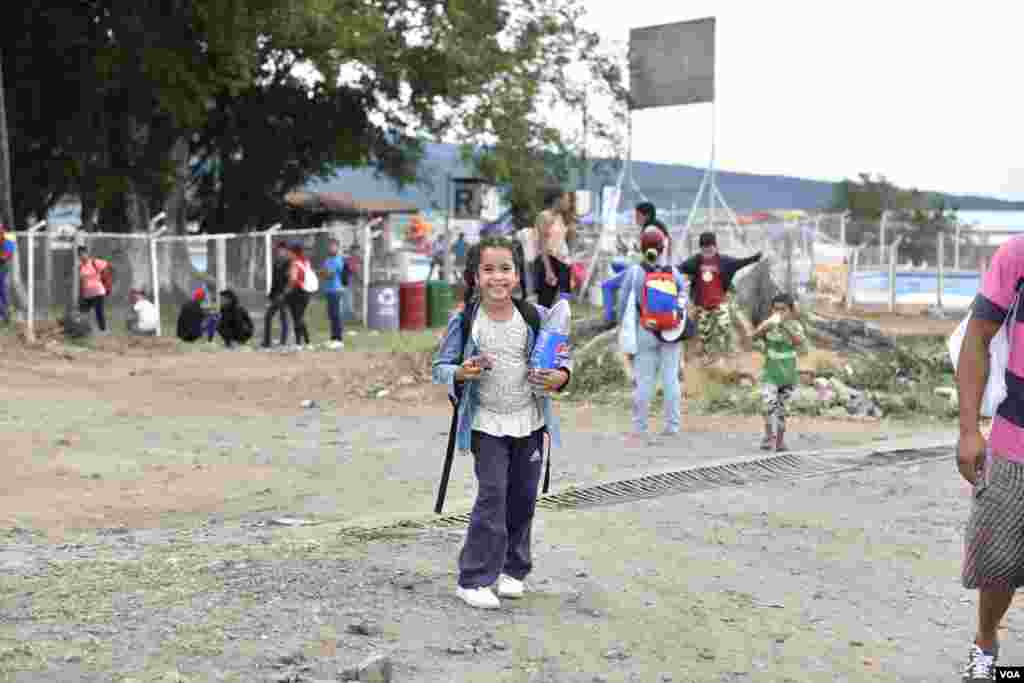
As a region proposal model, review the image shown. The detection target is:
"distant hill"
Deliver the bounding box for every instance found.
[304,141,1024,213]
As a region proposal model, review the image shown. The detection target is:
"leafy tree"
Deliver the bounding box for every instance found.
[2,0,572,301]
[829,172,962,263]
[456,0,629,228]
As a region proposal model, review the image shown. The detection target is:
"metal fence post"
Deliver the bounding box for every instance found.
[362,216,382,325]
[26,220,47,342]
[879,210,888,265]
[846,245,860,312]
[954,221,961,270]
[216,236,228,302]
[150,226,167,336]
[147,213,167,336]
[43,228,53,318]
[888,235,904,313]
[784,223,794,294]
[264,223,281,295]
[937,232,945,312]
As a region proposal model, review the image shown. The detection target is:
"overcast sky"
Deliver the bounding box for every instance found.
[580,1,1023,200]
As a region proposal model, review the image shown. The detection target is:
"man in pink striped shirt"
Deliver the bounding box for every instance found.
[957,235,1024,681]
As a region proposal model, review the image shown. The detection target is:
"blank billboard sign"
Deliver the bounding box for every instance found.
[629,17,715,110]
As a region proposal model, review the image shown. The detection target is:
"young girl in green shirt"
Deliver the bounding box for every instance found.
[751,293,808,452]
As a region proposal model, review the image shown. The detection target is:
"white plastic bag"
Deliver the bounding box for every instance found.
[949,291,1020,417]
[299,260,319,293]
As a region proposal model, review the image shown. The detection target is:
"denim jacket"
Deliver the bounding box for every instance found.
[432,302,573,454]
[617,264,690,355]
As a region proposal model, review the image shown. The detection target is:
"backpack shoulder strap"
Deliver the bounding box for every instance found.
[634,264,654,307]
[459,302,479,361]
[513,298,542,337]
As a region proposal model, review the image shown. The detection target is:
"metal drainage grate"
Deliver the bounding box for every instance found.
[336,446,952,540]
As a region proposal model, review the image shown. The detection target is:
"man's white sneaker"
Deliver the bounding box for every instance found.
[962,643,998,682]
[456,586,500,609]
[327,340,344,350]
[497,574,524,599]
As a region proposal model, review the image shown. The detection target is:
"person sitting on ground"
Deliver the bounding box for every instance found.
[177,287,216,343]
[751,293,808,452]
[216,289,253,348]
[126,288,158,336]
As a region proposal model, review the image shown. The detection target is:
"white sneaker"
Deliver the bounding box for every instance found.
[962,643,998,682]
[456,586,500,609]
[327,340,344,350]
[497,574,524,599]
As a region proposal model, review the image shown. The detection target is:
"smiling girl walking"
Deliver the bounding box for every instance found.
[432,236,572,609]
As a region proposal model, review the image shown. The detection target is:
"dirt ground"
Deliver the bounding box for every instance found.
[813,302,961,338]
[0,316,973,682]
[0,327,934,540]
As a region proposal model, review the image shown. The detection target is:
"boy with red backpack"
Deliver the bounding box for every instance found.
[618,227,691,444]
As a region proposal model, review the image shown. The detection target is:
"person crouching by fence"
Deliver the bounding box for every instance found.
[126,288,158,336]
[751,293,808,452]
[618,227,691,446]
[432,236,572,610]
[77,247,112,332]
[216,289,254,349]
[262,241,292,349]
[177,287,217,343]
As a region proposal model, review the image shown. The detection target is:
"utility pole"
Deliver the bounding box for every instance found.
[0,52,22,319]
[0,54,12,230]
[580,92,589,192]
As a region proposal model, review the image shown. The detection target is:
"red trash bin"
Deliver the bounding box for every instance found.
[399,281,427,330]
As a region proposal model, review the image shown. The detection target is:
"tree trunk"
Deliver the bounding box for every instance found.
[159,135,202,306]
[0,52,28,316]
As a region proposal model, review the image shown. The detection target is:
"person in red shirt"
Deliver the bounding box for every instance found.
[678,232,761,365]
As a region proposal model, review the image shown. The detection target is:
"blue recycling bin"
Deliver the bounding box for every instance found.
[601,270,629,323]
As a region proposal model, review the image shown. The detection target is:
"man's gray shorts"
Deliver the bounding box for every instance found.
[963,454,1024,591]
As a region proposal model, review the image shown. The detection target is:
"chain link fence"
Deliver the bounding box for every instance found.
[7,208,995,337]
[7,212,440,336]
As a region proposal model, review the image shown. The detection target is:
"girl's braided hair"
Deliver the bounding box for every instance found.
[462,235,526,305]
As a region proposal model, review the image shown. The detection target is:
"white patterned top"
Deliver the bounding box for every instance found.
[472,306,545,438]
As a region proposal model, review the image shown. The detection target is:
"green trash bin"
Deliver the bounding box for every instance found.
[427,280,454,328]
